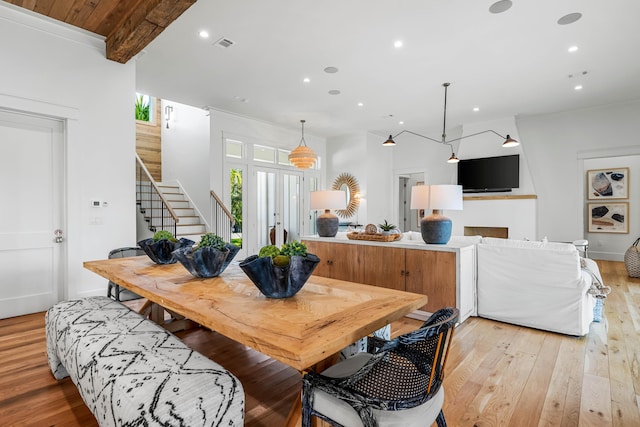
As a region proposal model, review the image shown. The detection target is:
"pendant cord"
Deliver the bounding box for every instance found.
[300,119,308,146]
[441,82,449,143]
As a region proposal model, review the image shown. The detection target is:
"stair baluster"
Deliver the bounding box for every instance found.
[136,154,178,237]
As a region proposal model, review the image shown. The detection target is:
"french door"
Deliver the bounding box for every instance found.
[250,167,304,254]
[0,109,65,319]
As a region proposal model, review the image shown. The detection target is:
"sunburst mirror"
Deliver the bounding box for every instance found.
[331,173,360,218]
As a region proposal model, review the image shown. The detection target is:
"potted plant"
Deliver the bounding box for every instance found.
[239,240,320,298]
[138,230,194,264]
[378,220,398,235]
[172,233,239,278]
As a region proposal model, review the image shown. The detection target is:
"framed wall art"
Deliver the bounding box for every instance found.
[587,202,629,233]
[587,167,629,200]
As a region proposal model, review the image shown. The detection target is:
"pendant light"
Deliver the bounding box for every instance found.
[383,83,519,161]
[289,119,317,169]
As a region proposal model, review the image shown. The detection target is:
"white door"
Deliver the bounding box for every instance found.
[251,167,303,254]
[0,110,64,319]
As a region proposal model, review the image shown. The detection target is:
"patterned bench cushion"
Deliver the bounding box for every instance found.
[46,296,244,426]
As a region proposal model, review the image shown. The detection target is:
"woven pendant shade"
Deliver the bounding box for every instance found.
[288,145,317,169]
[289,119,317,169]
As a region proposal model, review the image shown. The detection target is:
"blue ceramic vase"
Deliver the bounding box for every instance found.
[239,253,320,298]
[172,243,240,278]
[138,237,195,264]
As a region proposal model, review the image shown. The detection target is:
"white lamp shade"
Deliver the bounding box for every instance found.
[429,185,463,210]
[310,190,347,210]
[410,185,430,210]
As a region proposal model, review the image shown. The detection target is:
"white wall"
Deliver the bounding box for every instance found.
[449,117,537,239]
[0,5,136,297]
[326,132,394,227]
[517,100,640,260]
[161,99,210,225]
[583,155,639,260]
[327,133,366,224]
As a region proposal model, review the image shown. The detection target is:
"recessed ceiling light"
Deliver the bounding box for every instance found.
[357,102,364,107]
[399,121,404,125]
[303,77,310,83]
[558,13,582,25]
[199,30,209,38]
[328,90,341,95]
[473,107,480,112]
[568,45,579,53]
[324,67,339,74]
[574,85,583,91]
[489,0,513,14]
[394,40,403,48]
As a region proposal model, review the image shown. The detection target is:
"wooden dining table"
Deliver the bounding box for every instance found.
[84,255,428,426]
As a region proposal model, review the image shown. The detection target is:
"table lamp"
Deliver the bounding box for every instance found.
[310,190,347,237]
[411,184,463,244]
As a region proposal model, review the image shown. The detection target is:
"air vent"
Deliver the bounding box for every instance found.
[214,37,235,48]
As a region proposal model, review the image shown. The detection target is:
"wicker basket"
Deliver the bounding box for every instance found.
[346,232,402,242]
[624,238,640,278]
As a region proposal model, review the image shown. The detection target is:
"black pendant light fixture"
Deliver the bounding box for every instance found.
[383,83,518,161]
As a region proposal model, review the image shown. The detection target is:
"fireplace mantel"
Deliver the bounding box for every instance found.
[449,194,538,240]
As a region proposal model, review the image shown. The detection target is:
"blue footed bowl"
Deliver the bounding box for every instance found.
[239,253,320,298]
[137,237,195,264]
[172,243,240,278]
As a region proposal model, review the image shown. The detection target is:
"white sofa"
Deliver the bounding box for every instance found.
[476,237,599,336]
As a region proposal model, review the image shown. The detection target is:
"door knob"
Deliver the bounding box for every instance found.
[54,229,64,243]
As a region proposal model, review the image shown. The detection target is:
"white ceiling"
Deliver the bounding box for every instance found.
[135,0,640,138]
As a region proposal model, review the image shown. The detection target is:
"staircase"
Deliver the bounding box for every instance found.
[152,184,207,242]
[136,154,234,243]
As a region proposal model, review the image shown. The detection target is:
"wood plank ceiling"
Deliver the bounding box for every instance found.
[3,0,197,63]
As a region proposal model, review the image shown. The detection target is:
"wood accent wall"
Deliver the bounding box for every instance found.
[136,98,162,182]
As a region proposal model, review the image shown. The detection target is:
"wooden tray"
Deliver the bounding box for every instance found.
[346,232,402,242]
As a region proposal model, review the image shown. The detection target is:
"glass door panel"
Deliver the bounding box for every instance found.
[253,167,303,253]
[256,169,277,248]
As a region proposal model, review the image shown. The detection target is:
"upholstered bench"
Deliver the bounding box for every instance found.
[45,296,244,426]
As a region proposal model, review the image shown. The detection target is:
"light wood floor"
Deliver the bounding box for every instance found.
[1,260,638,426]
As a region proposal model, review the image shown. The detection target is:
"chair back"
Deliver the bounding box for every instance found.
[352,307,459,408]
[109,247,146,259]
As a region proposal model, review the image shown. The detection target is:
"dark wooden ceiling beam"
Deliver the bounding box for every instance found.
[105,0,196,64]
[3,0,197,64]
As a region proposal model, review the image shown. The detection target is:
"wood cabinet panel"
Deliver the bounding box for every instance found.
[361,245,405,291]
[304,240,363,283]
[405,249,456,312]
[302,239,475,322]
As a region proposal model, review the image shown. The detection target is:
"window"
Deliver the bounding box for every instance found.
[254,145,275,163]
[278,149,291,166]
[135,93,154,122]
[225,139,243,159]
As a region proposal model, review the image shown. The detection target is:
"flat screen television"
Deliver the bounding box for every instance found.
[457,154,519,193]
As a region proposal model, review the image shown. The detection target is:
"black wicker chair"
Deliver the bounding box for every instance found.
[106,247,146,301]
[302,307,459,427]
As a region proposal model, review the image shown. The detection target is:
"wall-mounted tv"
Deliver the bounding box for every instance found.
[457,154,519,193]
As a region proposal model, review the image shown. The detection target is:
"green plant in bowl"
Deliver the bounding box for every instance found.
[194,233,226,251]
[153,230,178,242]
